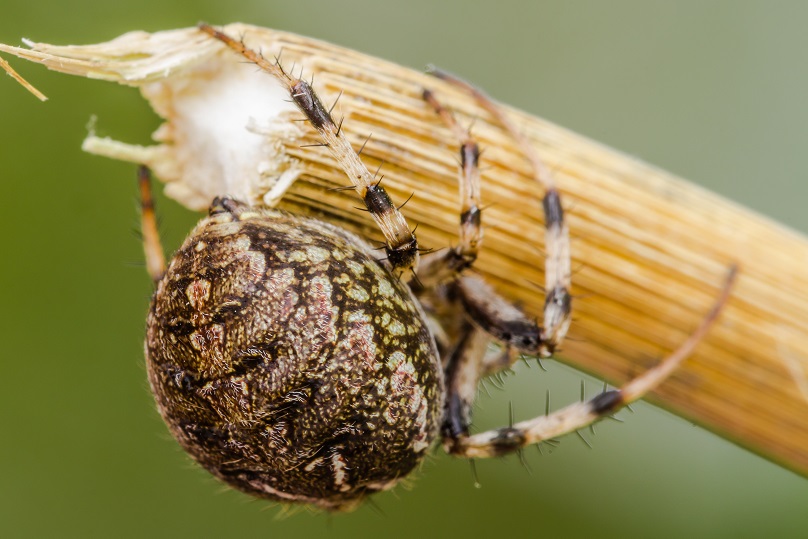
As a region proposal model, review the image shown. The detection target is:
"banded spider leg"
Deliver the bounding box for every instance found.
[419,78,736,457]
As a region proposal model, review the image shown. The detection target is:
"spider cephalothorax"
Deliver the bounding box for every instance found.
[134,24,735,512]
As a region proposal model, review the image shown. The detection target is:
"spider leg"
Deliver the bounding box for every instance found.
[457,275,543,352]
[428,68,571,357]
[443,266,737,458]
[198,24,419,275]
[416,89,483,288]
[442,320,492,443]
[137,165,166,283]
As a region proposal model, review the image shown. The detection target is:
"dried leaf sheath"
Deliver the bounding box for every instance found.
[2,24,808,475]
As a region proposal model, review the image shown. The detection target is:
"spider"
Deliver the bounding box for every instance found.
[137,24,736,512]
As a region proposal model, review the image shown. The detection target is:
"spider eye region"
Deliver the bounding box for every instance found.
[145,203,443,510]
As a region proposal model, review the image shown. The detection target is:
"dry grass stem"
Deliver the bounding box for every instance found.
[2,24,807,476]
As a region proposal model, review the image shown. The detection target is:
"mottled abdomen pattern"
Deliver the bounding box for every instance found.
[145,200,443,510]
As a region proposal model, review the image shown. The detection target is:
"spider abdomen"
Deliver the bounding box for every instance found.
[145,199,443,510]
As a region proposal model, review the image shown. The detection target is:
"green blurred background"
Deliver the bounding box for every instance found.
[2,1,807,537]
